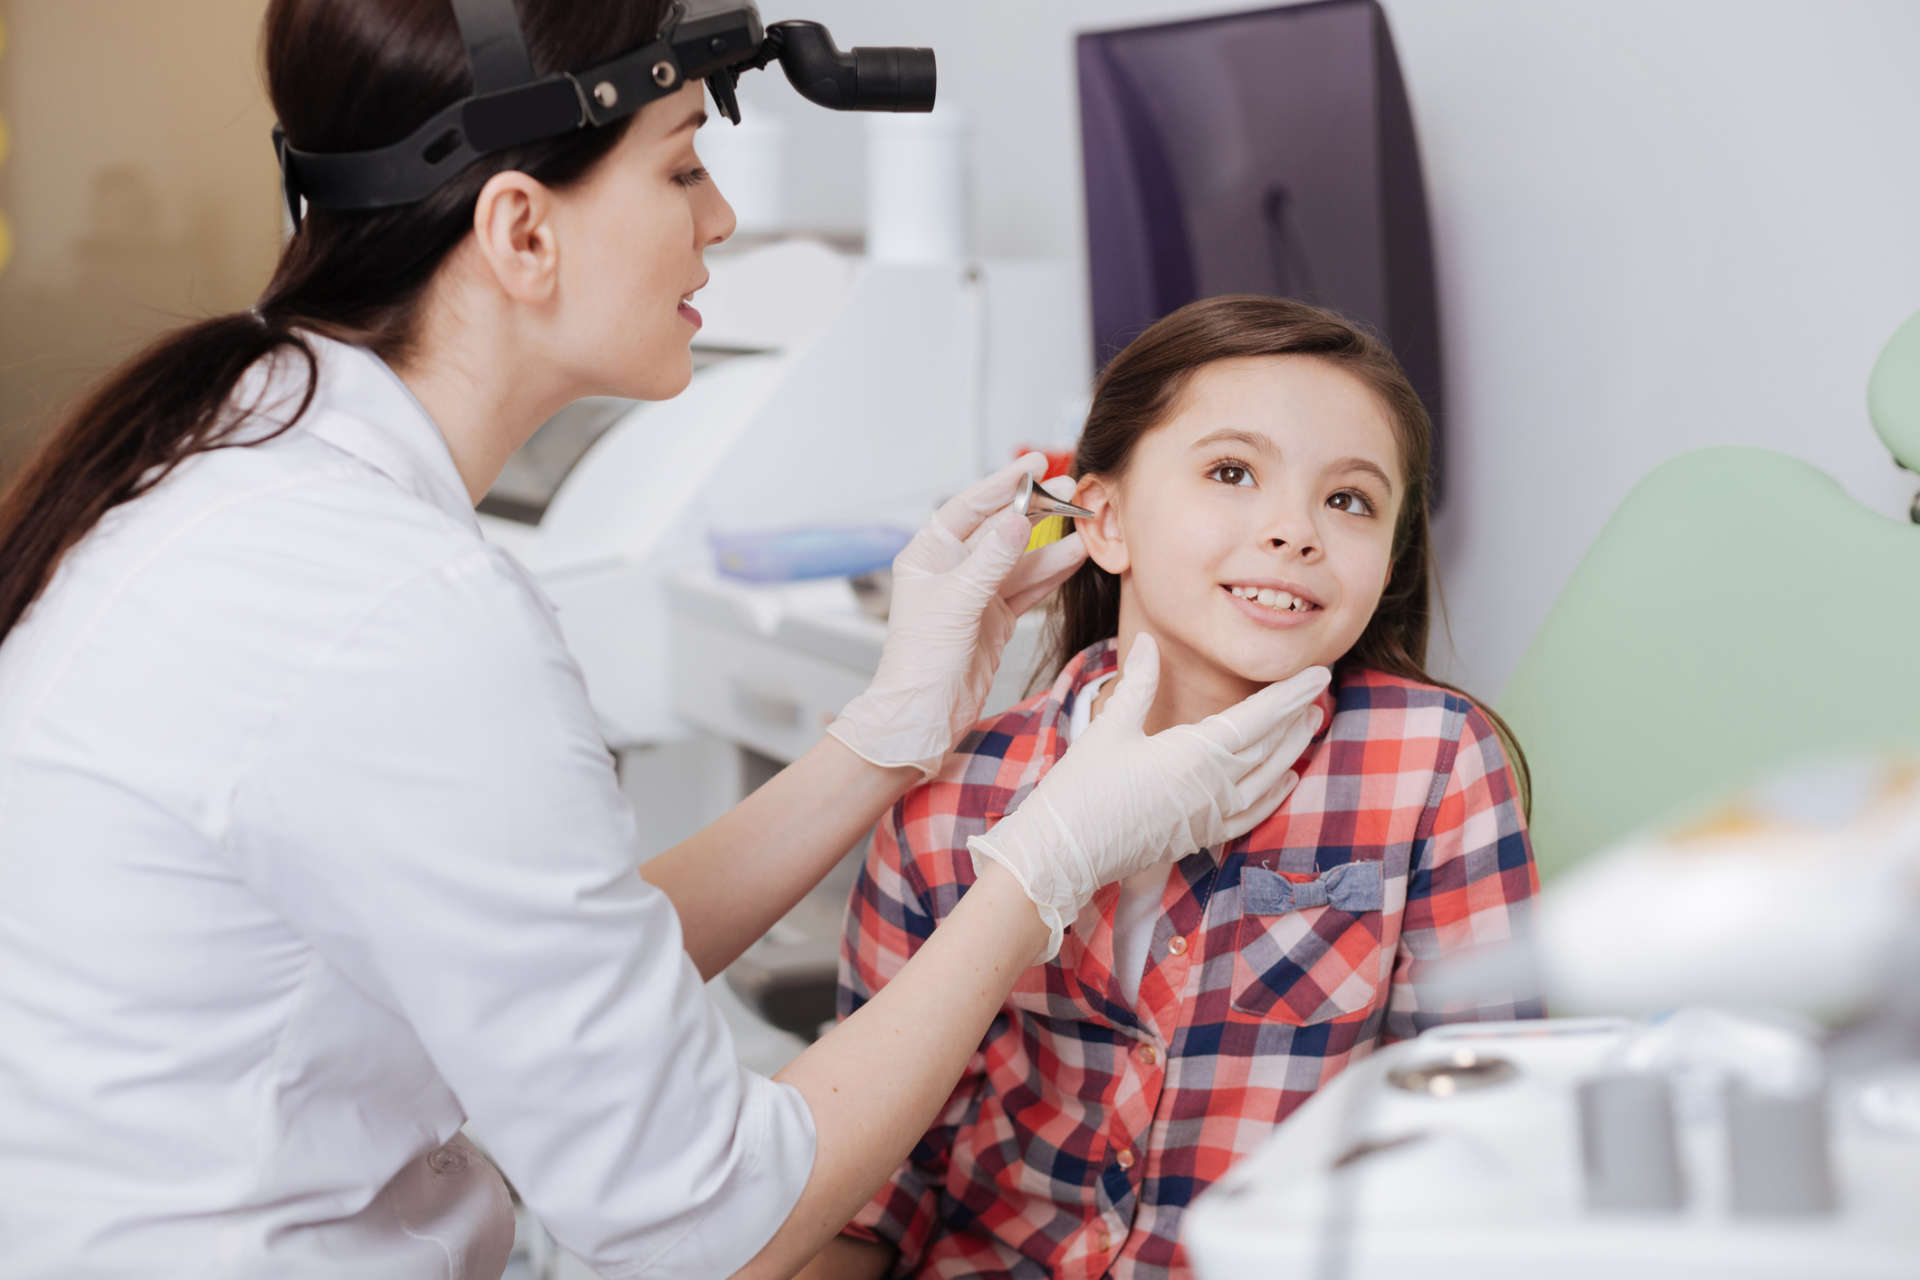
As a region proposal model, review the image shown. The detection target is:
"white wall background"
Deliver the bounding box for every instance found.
[720,0,1920,696]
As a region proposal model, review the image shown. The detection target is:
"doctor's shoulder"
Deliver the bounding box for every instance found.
[139,415,561,691]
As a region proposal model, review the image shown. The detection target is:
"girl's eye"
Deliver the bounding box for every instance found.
[1328,489,1376,517]
[1207,461,1255,488]
[672,166,710,189]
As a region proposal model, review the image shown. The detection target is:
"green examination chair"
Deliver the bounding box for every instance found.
[1499,311,1920,884]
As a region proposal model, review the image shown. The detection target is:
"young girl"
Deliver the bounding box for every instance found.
[816,296,1540,1279]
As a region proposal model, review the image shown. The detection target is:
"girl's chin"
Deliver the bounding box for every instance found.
[1203,646,1321,688]
[1127,621,1324,694]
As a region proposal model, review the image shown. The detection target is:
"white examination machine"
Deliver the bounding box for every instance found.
[1184,1015,1920,1279]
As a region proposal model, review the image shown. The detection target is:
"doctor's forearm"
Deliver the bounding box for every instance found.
[736,861,1047,1280]
[641,736,919,980]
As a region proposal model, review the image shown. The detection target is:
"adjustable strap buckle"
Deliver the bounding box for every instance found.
[271,124,303,230]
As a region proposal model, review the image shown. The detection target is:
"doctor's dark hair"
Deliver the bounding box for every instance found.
[0,0,669,645]
[1041,295,1530,811]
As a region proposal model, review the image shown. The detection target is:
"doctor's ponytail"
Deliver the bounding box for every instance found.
[0,0,667,645]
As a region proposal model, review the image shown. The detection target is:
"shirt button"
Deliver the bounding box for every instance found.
[1116,1147,1136,1170]
[1136,1043,1158,1067]
[1096,1228,1113,1251]
[1167,934,1189,957]
[426,1146,467,1175]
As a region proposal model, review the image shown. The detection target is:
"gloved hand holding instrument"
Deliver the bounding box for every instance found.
[828,452,1088,778]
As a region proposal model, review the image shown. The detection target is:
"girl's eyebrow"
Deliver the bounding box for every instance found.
[1330,456,1396,497]
[1189,429,1396,497]
[1190,428,1276,456]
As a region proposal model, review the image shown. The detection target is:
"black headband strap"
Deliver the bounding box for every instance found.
[450,0,538,95]
[275,31,692,217]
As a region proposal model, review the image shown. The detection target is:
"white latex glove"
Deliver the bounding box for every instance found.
[827,454,1088,777]
[968,635,1331,960]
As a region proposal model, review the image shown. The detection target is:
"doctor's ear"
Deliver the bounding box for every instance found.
[470,170,561,304]
[1072,474,1130,575]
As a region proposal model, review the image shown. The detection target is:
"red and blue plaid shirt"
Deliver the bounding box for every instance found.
[836,638,1541,1279]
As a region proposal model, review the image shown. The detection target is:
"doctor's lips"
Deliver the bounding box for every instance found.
[1221,579,1323,616]
[677,277,709,329]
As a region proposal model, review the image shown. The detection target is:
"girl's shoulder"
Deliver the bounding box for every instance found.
[1337,664,1475,706]
[1330,665,1488,744]
[942,639,1118,773]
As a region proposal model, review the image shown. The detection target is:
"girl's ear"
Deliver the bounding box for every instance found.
[1073,474,1130,575]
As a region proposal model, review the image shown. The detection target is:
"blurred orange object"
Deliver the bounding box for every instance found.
[1014,445,1076,481]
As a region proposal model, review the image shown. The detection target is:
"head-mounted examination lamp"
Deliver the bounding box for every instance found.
[272,0,935,225]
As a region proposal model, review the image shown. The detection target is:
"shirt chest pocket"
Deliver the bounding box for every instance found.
[1229,860,1388,1024]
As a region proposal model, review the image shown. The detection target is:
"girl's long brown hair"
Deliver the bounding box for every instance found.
[1042,294,1530,811]
[0,0,667,646]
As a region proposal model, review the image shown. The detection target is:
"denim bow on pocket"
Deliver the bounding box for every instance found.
[1243,860,1384,915]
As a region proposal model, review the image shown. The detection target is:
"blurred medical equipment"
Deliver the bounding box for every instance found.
[707,524,911,584]
[1186,754,1920,1277]
[1185,1011,1920,1279]
[1078,0,1447,503]
[1519,755,1920,1022]
[272,0,934,225]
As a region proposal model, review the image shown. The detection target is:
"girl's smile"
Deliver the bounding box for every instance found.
[1220,581,1323,626]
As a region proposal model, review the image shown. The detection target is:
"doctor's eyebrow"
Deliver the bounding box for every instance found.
[671,108,709,135]
[1189,430,1395,495]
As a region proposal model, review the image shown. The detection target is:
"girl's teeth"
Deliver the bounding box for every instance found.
[1231,585,1308,612]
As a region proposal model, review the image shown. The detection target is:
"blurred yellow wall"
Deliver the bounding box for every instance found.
[0,0,279,482]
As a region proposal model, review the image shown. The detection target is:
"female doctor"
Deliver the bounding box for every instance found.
[0,1,1327,1276]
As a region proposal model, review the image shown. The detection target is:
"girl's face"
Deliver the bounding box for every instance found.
[549,80,736,400]
[1077,355,1403,711]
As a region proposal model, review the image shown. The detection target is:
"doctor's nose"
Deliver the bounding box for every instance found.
[701,182,738,250]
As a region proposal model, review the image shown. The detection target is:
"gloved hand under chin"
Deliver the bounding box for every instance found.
[967,634,1331,961]
[826,454,1087,778]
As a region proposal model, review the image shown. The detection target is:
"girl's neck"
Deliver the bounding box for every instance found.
[1087,619,1265,735]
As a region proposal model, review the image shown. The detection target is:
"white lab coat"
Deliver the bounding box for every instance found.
[0,336,816,1278]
